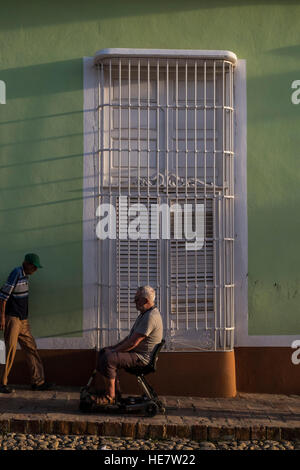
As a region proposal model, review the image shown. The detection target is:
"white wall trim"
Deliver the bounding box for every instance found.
[94,48,237,65]
[234,59,248,348]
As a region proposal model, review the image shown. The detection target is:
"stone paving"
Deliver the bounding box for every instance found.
[0,434,300,450]
[0,386,300,441]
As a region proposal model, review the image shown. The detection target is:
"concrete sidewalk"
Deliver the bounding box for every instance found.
[0,387,300,441]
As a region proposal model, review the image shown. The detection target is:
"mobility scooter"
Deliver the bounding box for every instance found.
[79,340,166,417]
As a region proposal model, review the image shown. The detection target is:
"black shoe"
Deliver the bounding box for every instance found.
[0,384,14,394]
[31,381,54,391]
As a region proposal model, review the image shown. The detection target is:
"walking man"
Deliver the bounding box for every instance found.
[0,253,52,393]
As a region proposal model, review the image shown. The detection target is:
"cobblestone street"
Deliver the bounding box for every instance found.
[0,433,300,450]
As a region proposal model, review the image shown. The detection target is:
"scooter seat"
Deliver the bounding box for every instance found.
[125,339,165,376]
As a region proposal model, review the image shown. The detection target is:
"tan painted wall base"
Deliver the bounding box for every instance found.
[1,347,298,396]
[120,350,237,397]
[0,349,237,397]
[235,347,300,395]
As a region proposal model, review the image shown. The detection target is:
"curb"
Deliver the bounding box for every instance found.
[1,419,300,441]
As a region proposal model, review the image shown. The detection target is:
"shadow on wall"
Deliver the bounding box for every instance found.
[0,0,298,31]
[0,59,82,100]
[1,53,299,124]
[268,45,300,57]
[0,57,84,339]
[247,67,300,121]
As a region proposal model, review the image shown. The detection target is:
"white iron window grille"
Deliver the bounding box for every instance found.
[94,49,236,351]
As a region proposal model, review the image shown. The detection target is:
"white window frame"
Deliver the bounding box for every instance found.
[83,49,250,352]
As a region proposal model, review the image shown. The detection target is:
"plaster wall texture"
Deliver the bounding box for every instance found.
[0,1,299,344]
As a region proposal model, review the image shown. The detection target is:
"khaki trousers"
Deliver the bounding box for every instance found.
[0,315,45,386]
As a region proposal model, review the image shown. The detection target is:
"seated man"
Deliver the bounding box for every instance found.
[92,285,163,406]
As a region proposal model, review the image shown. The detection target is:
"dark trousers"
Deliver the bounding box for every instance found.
[97,348,143,380]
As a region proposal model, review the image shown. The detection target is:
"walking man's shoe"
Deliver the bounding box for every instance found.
[31,381,54,391]
[0,384,14,394]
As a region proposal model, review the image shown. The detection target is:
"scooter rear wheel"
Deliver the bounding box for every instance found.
[145,403,158,417]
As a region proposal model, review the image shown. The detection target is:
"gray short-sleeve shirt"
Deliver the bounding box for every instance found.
[128,306,163,365]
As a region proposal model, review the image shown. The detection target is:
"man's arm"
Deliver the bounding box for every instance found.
[112,332,146,353]
[106,336,129,351]
[0,299,6,331]
[0,267,19,330]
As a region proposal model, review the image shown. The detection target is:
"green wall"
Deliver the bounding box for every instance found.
[0,0,299,338]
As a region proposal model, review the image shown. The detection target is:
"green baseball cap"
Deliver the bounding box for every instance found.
[24,253,43,268]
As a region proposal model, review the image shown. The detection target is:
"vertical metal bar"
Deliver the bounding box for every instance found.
[128,59,131,195]
[137,60,141,289]
[98,62,105,348]
[157,60,161,317]
[157,60,160,198]
[97,64,101,351]
[118,58,122,339]
[101,62,105,347]
[175,59,179,330]
[147,60,150,286]
[156,60,161,314]
[185,60,188,331]
[166,61,169,198]
[204,61,207,332]
[230,62,235,350]
[119,59,122,194]
[194,60,198,330]
[128,59,131,331]
[108,62,112,199]
[215,61,222,349]
[222,60,226,349]
[108,60,112,344]
[213,60,217,350]
[230,68,233,349]
[166,60,170,337]
[230,96,233,350]
[185,60,188,193]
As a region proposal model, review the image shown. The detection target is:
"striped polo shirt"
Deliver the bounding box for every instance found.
[0,266,29,320]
